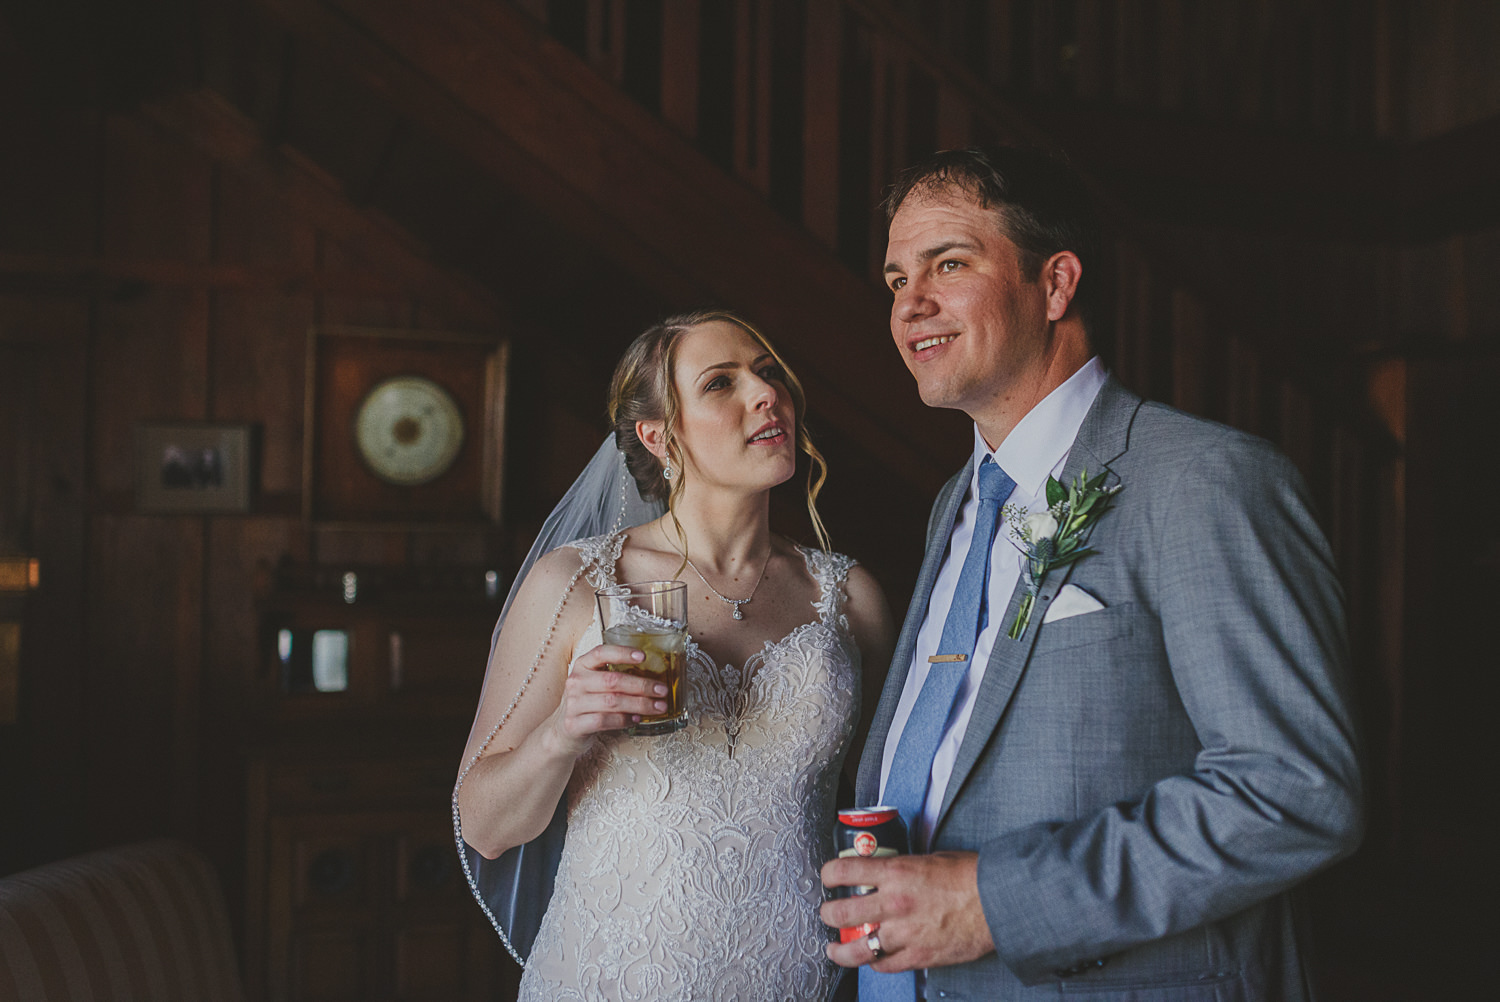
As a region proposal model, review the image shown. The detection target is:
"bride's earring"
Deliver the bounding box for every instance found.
[663,462,674,481]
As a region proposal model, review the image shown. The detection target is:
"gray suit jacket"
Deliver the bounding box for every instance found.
[857,377,1362,1001]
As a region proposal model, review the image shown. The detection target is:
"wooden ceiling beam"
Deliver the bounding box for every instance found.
[140,89,503,322]
[0,250,437,300]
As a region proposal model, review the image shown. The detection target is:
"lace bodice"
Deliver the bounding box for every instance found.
[517,532,862,1002]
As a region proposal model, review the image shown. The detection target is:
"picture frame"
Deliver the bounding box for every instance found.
[303,326,508,527]
[135,423,255,513]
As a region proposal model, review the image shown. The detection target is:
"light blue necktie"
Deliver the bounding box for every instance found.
[861,458,1014,1002]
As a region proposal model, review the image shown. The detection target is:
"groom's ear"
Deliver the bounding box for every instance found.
[1042,250,1083,323]
[635,419,667,460]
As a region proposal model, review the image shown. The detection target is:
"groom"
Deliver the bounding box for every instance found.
[821,146,1363,1000]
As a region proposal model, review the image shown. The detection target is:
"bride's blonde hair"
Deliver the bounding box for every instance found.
[606,309,830,552]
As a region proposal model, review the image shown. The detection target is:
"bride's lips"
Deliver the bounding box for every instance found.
[747,421,789,446]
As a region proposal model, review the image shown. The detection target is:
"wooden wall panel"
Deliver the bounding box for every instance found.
[1153,0,1186,113]
[0,112,99,256]
[213,164,322,271]
[410,298,499,338]
[0,85,507,883]
[200,515,310,894]
[1402,0,1500,139]
[86,516,205,843]
[101,115,214,263]
[318,237,417,328]
[405,531,499,568]
[212,285,317,495]
[311,528,412,567]
[95,115,215,494]
[1168,289,1206,417]
[801,0,841,249]
[1464,228,1500,337]
[1394,238,1465,343]
[1071,0,1106,102]
[93,289,214,488]
[212,167,319,496]
[0,299,90,873]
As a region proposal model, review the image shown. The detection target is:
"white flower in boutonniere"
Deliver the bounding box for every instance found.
[1002,470,1122,640]
[1022,510,1058,542]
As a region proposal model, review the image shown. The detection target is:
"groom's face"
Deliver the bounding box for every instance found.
[884,189,1053,428]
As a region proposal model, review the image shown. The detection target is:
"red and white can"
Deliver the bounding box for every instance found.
[831,806,909,943]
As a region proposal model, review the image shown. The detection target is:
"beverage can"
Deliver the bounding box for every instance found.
[831,806,908,943]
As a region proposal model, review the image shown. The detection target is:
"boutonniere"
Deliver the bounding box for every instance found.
[1002,470,1121,640]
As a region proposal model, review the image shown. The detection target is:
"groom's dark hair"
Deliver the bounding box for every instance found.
[881,146,1103,335]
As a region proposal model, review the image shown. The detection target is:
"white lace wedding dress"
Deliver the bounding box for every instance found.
[517,531,862,1002]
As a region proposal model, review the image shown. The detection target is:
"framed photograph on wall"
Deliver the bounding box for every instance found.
[304,326,508,527]
[135,423,255,513]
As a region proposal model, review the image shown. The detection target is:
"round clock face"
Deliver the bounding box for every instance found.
[353,375,465,486]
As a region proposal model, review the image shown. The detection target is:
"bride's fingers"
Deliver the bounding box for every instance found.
[566,685,667,719]
[572,644,646,672]
[567,662,669,703]
[560,670,668,737]
[571,653,669,698]
[562,689,665,722]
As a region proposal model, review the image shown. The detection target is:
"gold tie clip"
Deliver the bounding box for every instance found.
[928,653,968,663]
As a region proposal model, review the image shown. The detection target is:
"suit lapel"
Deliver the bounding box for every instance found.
[856,457,975,806]
[931,377,1142,835]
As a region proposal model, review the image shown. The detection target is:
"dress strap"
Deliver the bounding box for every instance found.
[564,530,627,591]
[797,545,856,625]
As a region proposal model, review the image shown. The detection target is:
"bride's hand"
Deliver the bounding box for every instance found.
[550,644,670,754]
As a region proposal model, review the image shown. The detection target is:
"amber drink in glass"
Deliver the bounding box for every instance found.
[596,580,688,735]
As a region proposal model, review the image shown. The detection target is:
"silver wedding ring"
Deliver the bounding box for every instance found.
[866,931,885,959]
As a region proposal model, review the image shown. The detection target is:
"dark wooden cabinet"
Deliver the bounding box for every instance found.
[246,748,516,1002]
[245,565,520,1002]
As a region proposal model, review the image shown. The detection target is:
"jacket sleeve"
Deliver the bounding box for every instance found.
[977,431,1364,983]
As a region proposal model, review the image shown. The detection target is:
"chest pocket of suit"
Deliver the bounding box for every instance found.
[1030,601,1138,656]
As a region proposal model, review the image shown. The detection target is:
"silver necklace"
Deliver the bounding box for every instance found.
[661,524,771,620]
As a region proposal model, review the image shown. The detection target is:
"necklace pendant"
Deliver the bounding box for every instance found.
[731,602,745,620]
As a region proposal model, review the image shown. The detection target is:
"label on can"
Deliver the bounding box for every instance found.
[832,806,908,943]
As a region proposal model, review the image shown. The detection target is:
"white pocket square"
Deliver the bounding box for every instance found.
[1043,584,1105,624]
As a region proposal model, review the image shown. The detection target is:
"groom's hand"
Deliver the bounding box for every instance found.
[820,851,994,972]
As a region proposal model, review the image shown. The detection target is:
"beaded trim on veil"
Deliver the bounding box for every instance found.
[452,437,662,966]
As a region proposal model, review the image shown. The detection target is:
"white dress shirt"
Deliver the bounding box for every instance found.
[878,358,1108,851]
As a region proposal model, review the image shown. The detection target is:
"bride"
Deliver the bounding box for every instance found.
[454,310,894,1001]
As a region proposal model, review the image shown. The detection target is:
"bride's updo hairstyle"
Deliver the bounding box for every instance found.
[607,309,831,551]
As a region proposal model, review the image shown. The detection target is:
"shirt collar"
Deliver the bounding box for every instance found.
[970,357,1108,498]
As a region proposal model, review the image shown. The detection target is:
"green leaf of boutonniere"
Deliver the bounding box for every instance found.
[1004,470,1122,640]
[1045,476,1067,509]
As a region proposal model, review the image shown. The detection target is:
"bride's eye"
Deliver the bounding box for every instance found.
[705,375,730,392]
[759,364,786,383]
